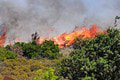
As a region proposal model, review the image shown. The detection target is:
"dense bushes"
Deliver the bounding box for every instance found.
[58,28,120,80]
[0,38,60,80]
[1,28,120,80]
[6,40,60,59]
[14,42,41,59]
[39,40,60,59]
[0,58,59,80]
[0,47,17,61]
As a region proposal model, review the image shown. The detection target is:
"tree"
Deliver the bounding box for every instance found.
[58,28,120,80]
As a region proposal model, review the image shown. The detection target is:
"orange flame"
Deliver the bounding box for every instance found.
[37,37,47,44]
[37,24,105,48]
[0,32,6,47]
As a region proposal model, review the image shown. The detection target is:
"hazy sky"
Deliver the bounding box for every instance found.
[0,0,120,41]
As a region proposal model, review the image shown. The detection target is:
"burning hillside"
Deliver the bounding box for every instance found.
[37,24,106,48]
[0,0,120,80]
[0,24,106,48]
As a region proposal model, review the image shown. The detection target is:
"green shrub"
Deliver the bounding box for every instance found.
[33,68,58,80]
[58,28,120,80]
[0,47,17,61]
[10,40,60,59]
[6,45,23,57]
[14,42,41,59]
[44,68,58,80]
[40,40,60,59]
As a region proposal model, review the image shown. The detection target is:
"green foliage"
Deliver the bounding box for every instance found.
[6,45,23,57]
[58,28,120,80]
[10,40,60,59]
[44,68,58,80]
[33,69,44,80]
[0,47,17,61]
[14,42,41,59]
[33,68,58,80]
[40,40,60,59]
[0,58,59,80]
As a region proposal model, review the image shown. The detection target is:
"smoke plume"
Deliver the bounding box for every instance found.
[0,0,119,43]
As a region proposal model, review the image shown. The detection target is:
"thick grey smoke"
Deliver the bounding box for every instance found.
[0,0,86,42]
[0,0,120,43]
[0,0,63,41]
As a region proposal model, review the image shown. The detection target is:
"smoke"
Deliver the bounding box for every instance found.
[82,0,120,29]
[0,0,65,41]
[0,0,120,43]
[0,0,86,41]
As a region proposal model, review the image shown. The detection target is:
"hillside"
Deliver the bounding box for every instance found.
[0,28,119,80]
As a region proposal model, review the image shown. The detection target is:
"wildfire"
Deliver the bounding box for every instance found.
[37,24,105,48]
[0,32,6,47]
[0,27,7,47]
[0,24,105,48]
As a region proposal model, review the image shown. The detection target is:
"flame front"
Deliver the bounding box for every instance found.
[0,24,105,48]
[37,24,105,48]
[0,32,6,47]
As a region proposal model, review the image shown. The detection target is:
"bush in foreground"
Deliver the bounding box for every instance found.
[6,40,60,59]
[58,28,120,80]
[0,58,59,80]
[0,47,17,61]
[33,68,58,80]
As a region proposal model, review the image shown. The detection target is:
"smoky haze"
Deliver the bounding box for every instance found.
[0,0,119,43]
[0,0,65,41]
